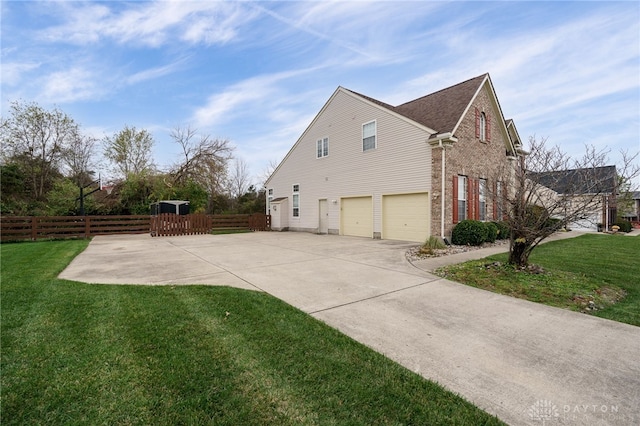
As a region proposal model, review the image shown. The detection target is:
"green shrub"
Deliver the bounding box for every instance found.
[423,236,446,250]
[492,221,510,240]
[613,220,632,233]
[452,220,488,246]
[484,222,498,243]
[420,236,446,255]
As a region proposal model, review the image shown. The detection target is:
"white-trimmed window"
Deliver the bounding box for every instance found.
[480,112,487,141]
[458,175,467,221]
[267,188,273,214]
[479,179,487,221]
[316,137,329,158]
[292,184,300,217]
[362,120,376,151]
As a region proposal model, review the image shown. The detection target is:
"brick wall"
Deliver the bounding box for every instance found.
[431,85,515,238]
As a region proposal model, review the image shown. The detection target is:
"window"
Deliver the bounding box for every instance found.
[479,179,487,221]
[316,137,329,158]
[267,188,273,213]
[362,120,376,151]
[458,175,467,221]
[292,184,299,217]
[475,108,491,142]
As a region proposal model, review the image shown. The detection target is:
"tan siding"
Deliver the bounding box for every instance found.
[267,89,433,236]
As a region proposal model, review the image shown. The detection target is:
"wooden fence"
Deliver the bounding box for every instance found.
[1,213,271,241]
[0,215,150,242]
[151,213,271,236]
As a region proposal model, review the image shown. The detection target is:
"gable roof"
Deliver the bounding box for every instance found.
[394,74,488,136]
[529,166,618,195]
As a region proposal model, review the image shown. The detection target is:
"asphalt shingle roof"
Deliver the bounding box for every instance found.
[529,166,617,194]
[394,74,487,135]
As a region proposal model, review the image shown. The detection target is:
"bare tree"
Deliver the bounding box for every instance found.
[228,158,252,199]
[169,125,233,187]
[0,100,77,200]
[259,158,280,188]
[61,128,98,186]
[103,125,155,179]
[500,136,639,267]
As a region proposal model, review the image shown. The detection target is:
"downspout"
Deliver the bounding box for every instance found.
[440,140,446,239]
[429,133,456,241]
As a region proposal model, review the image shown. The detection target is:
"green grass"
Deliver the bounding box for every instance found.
[1,240,502,425]
[436,234,640,326]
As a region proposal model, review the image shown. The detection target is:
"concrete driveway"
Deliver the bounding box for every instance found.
[60,232,640,426]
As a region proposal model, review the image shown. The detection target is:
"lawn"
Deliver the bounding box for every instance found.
[1,240,502,425]
[436,234,640,326]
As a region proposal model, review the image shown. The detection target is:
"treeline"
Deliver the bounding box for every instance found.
[1,101,264,216]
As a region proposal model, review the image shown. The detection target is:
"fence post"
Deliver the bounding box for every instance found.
[85,216,91,238]
[31,216,37,241]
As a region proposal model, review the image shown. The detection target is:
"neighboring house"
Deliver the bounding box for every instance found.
[265,73,524,242]
[620,191,640,222]
[529,166,618,231]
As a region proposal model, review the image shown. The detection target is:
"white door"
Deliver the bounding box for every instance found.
[382,193,430,242]
[318,199,328,234]
[341,196,373,238]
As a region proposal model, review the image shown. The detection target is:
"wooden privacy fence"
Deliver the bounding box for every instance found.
[1,213,271,241]
[151,213,271,236]
[151,213,211,237]
[0,215,150,242]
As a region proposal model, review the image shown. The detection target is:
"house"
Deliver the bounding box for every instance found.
[265,73,524,243]
[530,166,618,231]
[620,191,640,223]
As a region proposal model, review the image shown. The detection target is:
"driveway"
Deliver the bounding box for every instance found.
[60,232,640,426]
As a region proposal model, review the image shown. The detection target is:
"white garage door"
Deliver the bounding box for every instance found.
[383,193,430,242]
[341,196,373,238]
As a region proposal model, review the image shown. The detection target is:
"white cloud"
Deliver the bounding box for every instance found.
[40,67,104,103]
[192,67,322,129]
[1,62,41,86]
[125,59,188,85]
[39,1,258,47]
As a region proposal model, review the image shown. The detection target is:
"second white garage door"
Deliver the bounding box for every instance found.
[383,193,430,242]
[341,196,373,238]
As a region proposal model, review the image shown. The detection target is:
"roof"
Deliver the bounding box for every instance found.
[529,166,618,194]
[394,74,488,135]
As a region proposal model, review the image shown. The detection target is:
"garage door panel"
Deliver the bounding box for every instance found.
[341,196,372,238]
[383,193,430,242]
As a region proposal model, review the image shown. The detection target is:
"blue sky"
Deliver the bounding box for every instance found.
[2,1,639,185]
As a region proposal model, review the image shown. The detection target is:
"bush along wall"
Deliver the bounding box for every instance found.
[613,220,632,233]
[451,220,489,246]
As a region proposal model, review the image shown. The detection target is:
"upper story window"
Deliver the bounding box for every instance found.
[475,108,491,142]
[362,120,376,151]
[316,137,329,158]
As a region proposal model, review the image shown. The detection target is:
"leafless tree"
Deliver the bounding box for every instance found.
[169,125,233,201]
[259,158,280,188]
[228,158,252,199]
[61,128,98,186]
[499,136,639,267]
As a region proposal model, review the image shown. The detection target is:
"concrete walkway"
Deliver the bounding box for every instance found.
[60,231,640,426]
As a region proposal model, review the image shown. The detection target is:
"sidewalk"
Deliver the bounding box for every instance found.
[409,230,638,272]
